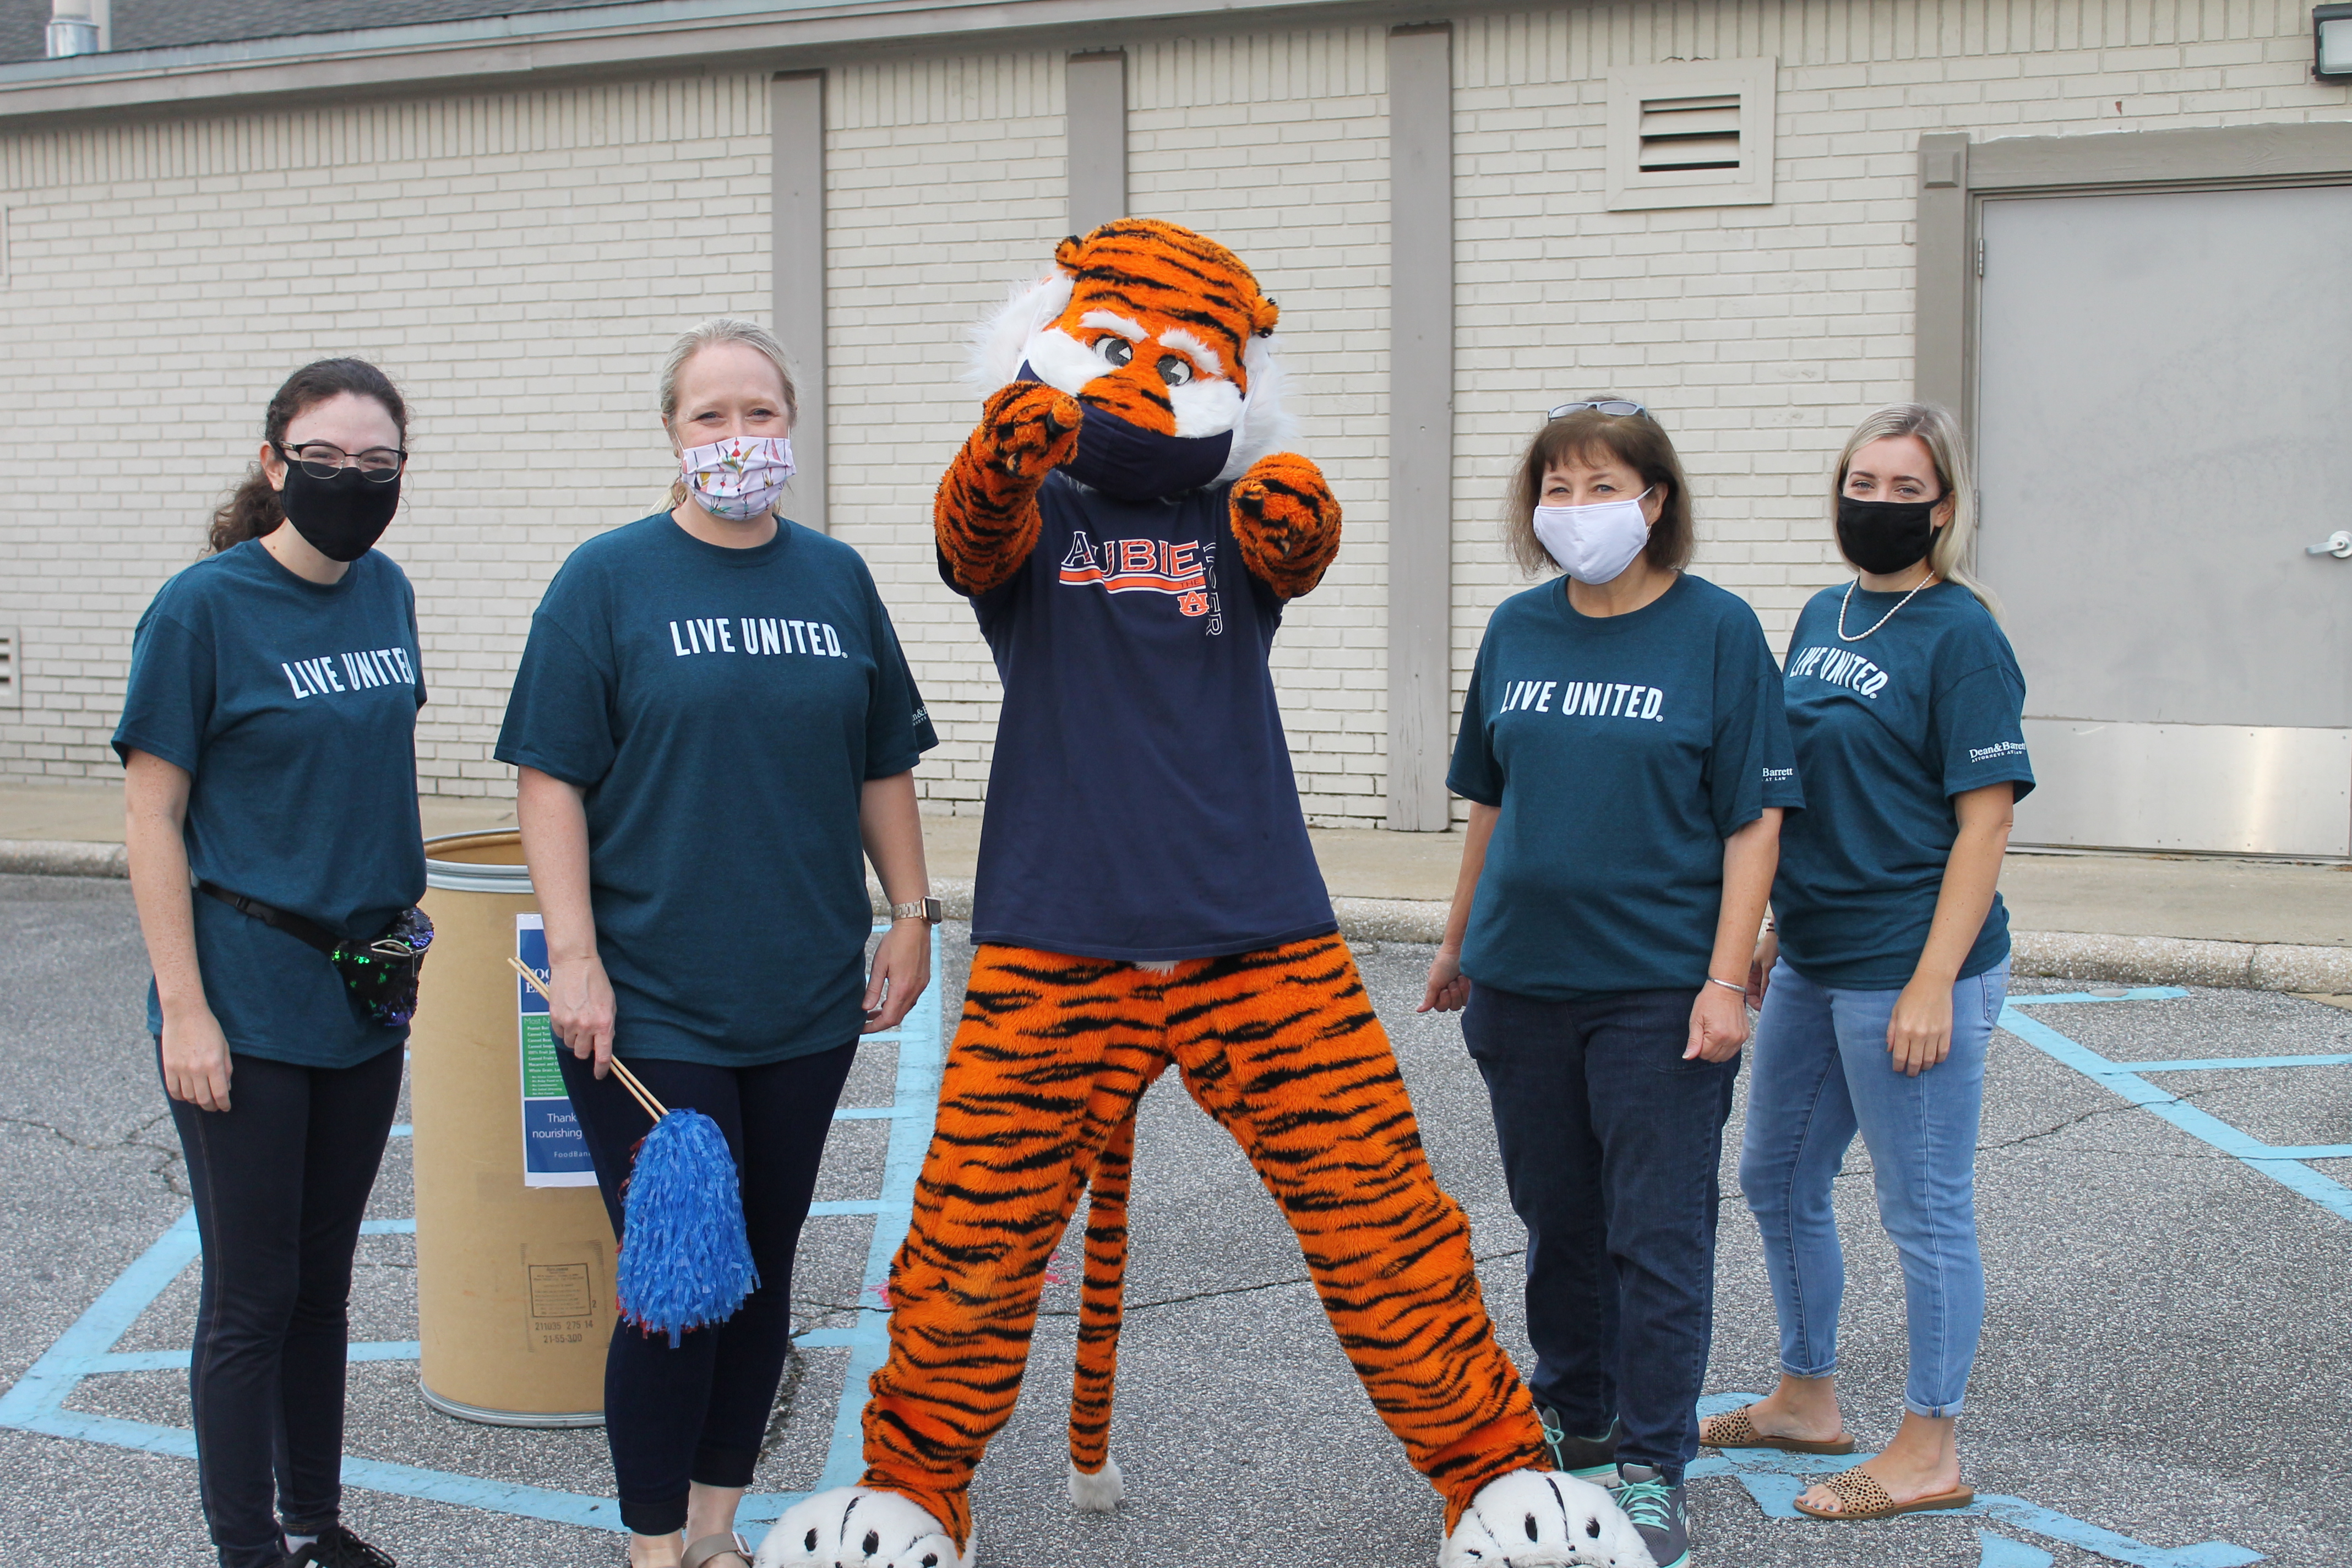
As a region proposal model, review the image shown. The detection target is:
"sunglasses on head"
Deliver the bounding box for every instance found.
[1547,400,1649,420]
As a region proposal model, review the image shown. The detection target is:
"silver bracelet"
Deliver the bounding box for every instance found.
[1705,975,1747,995]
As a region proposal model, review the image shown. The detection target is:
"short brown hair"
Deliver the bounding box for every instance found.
[1504,404,1694,578]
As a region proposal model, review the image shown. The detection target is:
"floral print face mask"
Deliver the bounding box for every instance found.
[680,435,794,521]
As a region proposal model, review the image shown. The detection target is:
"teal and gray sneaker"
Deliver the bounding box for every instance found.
[1537,1406,1623,1483]
[1615,1463,1690,1568]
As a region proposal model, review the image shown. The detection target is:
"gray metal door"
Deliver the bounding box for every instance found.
[1975,183,2352,856]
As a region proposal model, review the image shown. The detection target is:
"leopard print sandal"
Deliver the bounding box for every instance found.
[1698,1403,1857,1455]
[1792,1467,1975,1521]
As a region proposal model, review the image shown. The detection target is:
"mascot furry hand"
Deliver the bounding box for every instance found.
[763,220,1650,1568]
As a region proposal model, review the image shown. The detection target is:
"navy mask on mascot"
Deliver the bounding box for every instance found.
[1016,363,1233,502]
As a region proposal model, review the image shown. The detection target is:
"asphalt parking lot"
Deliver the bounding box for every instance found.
[2,870,2346,1567]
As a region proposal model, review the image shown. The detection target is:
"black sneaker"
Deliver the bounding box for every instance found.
[1615,1464,1690,1568]
[1537,1404,1623,1483]
[286,1526,396,1568]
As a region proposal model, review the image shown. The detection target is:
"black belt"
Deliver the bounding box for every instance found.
[198,882,344,956]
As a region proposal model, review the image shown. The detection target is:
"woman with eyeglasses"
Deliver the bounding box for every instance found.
[498,318,936,1568]
[1701,404,2032,1525]
[1419,399,1800,1568]
[117,358,421,1568]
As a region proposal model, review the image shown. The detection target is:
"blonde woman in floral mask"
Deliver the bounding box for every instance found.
[1704,403,2033,1529]
[499,319,937,1568]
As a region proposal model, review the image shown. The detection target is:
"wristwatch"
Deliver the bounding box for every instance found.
[890,897,944,925]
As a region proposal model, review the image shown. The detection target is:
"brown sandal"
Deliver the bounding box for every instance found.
[679,1535,753,1568]
[1698,1404,1857,1455]
[1792,1467,1975,1521]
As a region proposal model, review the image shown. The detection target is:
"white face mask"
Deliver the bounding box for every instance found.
[679,435,794,521]
[1532,489,1653,585]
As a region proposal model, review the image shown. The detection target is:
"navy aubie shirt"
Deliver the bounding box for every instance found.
[113,541,427,1068]
[1449,572,1804,999]
[952,471,1336,962]
[1773,580,2034,990]
[496,514,936,1067]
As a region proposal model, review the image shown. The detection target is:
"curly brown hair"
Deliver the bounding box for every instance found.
[208,359,407,554]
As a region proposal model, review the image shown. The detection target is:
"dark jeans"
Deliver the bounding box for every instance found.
[559,1042,856,1536]
[1462,983,1739,1484]
[162,1041,405,1568]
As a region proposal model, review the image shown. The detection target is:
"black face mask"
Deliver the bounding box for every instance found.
[1836,494,1942,575]
[1017,364,1234,502]
[279,464,401,562]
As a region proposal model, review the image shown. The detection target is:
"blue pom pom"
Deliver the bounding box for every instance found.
[616,1109,759,1345]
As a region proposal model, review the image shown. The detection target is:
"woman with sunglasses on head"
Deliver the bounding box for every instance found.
[117,359,422,1568]
[1419,399,1801,1568]
[498,318,936,1568]
[1702,404,2032,1525]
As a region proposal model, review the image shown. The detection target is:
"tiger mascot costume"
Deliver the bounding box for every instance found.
[766,220,1647,1568]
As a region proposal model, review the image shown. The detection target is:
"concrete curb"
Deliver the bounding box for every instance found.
[15,840,2346,993]
[2008,929,2352,993]
[0,839,128,878]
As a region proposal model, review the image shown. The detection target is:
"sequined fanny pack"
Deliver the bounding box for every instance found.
[198,883,434,1028]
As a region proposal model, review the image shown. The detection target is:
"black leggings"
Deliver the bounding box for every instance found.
[558,1042,856,1536]
[163,1042,404,1568]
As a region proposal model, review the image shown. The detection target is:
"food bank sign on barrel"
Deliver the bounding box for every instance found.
[515,915,595,1188]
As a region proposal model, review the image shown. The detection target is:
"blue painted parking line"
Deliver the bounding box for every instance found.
[2126,1054,2352,1072]
[0,926,946,1544]
[1997,993,2352,1224]
[1694,1395,2261,1567]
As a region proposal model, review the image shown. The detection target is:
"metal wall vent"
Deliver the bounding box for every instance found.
[1607,60,1777,211]
[0,629,19,710]
[1638,94,1743,172]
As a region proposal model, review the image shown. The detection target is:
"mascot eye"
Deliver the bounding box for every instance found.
[1095,336,1135,367]
[1157,355,1195,387]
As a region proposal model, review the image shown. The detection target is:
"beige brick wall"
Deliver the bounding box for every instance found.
[2,1,2344,827]
[823,51,1065,815]
[1130,26,1395,824]
[0,74,775,793]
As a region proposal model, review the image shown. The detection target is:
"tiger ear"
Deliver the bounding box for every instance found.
[1251,293,1280,337]
[1055,235,1086,275]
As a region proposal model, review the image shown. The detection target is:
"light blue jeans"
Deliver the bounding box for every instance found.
[1738,957,2008,1418]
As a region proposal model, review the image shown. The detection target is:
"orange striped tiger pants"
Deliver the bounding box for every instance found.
[858,936,1548,1548]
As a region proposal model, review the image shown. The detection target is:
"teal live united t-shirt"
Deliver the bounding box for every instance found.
[496,515,937,1067]
[1774,580,2036,990]
[112,541,428,1068]
[1449,573,1804,999]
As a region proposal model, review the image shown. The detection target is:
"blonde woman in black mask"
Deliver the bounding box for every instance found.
[1707,404,2034,1527]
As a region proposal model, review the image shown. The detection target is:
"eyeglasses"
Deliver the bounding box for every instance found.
[275,442,407,483]
[1547,400,1649,420]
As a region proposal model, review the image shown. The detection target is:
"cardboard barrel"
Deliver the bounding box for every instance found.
[412,831,612,1427]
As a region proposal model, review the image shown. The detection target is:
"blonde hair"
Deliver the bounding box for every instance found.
[1831,402,1999,616]
[660,318,799,514]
